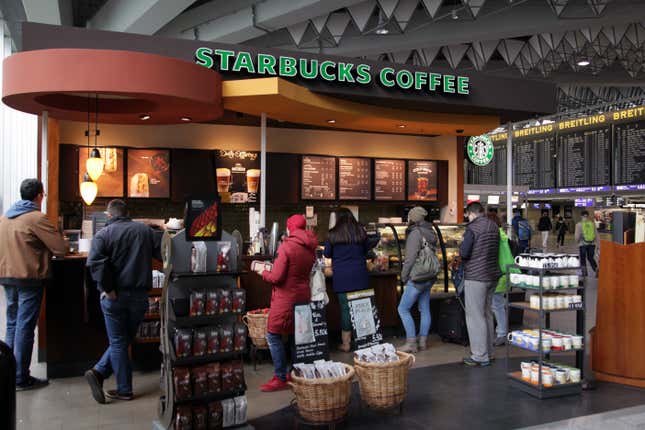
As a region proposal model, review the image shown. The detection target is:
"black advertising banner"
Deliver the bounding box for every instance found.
[293,301,329,364]
[407,160,438,201]
[338,157,371,200]
[512,125,556,189]
[215,150,260,203]
[347,289,383,350]
[184,196,221,241]
[612,107,645,185]
[557,126,611,187]
[301,155,337,200]
[374,159,405,200]
[466,133,507,185]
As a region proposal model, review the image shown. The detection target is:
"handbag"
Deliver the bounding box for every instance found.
[410,236,442,282]
[309,265,329,306]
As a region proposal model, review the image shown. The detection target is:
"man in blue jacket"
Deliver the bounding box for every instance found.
[84,199,161,404]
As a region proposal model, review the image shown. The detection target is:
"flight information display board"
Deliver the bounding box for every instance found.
[512,125,556,189]
[557,126,611,187]
[613,107,645,185]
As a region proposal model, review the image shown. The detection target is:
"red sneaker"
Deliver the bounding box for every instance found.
[260,376,289,392]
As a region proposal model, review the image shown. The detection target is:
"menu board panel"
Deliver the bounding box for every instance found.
[127,149,170,198]
[78,147,124,197]
[215,150,260,203]
[374,159,405,201]
[338,157,371,200]
[512,126,556,189]
[558,126,611,187]
[614,119,645,185]
[407,160,438,201]
[301,155,337,200]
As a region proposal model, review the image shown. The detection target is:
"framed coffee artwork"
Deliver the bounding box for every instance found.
[215,150,260,204]
[127,148,170,198]
[407,160,438,201]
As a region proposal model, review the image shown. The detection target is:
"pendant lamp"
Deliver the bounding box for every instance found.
[85,95,104,181]
[80,172,98,205]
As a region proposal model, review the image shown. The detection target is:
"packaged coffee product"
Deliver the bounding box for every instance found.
[231,360,245,390]
[193,329,208,357]
[206,363,221,394]
[234,396,248,426]
[173,367,192,401]
[221,399,235,428]
[207,401,223,430]
[190,290,206,317]
[192,366,209,398]
[233,323,247,352]
[206,326,220,355]
[220,362,234,392]
[205,290,219,315]
[174,329,193,358]
[219,325,233,353]
[175,406,193,430]
[193,406,208,430]
[191,241,207,273]
[218,289,232,314]
[231,290,246,314]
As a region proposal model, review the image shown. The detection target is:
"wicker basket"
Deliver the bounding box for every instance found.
[289,364,355,424]
[242,311,269,348]
[354,351,415,409]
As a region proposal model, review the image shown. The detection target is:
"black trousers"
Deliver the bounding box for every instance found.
[557,232,565,246]
[579,245,597,273]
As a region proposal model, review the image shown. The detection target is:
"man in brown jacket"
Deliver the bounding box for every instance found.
[0,178,66,390]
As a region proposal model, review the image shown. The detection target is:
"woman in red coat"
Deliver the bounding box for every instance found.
[253,214,317,392]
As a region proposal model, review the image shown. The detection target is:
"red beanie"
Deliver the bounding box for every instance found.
[287,214,306,232]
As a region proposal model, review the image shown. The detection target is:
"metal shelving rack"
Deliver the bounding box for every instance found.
[505,263,586,399]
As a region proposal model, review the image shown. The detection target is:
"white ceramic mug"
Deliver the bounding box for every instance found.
[541,337,552,352]
[531,275,540,288]
[555,369,567,384]
[568,256,580,267]
[569,368,581,383]
[564,296,574,307]
[530,295,540,309]
[572,295,582,304]
[510,273,521,285]
[542,371,554,387]
[556,296,565,309]
[549,276,560,289]
[572,335,583,349]
[545,296,556,310]
[563,336,573,350]
[570,275,579,287]
[551,336,564,351]
[560,275,569,288]
[515,255,528,267]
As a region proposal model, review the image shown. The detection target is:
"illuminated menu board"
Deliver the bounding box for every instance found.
[613,107,645,185]
[374,159,405,201]
[301,155,337,200]
[127,149,170,198]
[407,160,438,201]
[338,157,371,200]
[512,125,556,189]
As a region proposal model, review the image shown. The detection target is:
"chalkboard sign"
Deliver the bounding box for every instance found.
[347,289,383,350]
[293,301,329,364]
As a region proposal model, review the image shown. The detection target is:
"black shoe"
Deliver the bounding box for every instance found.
[85,369,106,404]
[16,376,49,391]
[463,357,491,367]
[105,389,134,401]
[494,336,507,347]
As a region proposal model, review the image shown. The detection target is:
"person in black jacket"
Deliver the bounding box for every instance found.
[555,216,568,248]
[84,199,161,404]
[538,211,552,250]
[460,202,500,366]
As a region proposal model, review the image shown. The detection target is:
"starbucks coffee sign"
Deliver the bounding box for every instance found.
[467,135,494,166]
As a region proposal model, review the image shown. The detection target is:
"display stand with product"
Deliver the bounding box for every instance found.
[505,254,585,399]
[154,230,253,430]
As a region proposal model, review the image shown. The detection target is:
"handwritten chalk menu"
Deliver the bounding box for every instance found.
[512,127,556,189]
[374,159,405,200]
[347,289,383,350]
[407,160,438,201]
[558,126,611,187]
[293,301,329,364]
[338,157,371,200]
[614,119,645,185]
[467,134,507,185]
[301,156,336,200]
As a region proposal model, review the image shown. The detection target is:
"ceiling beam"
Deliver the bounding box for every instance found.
[88,0,198,35]
[265,0,645,57]
[191,0,365,43]
[21,0,72,25]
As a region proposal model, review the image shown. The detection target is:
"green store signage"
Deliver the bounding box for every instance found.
[195,48,470,95]
[467,134,494,166]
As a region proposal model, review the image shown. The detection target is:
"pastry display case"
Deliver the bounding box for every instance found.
[432,223,466,293]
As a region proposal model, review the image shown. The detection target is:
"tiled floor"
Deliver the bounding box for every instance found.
[521,404,645,429]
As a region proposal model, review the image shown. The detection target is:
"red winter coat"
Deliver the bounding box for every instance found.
[262,229,318,335]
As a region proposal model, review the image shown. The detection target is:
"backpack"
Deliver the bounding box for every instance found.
[582,220,596,244]
[410,235,442,282]
[518,219,531,241]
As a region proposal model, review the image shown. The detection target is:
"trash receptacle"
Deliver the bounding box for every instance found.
[0,340,16,430]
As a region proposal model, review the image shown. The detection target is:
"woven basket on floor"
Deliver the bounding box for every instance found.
[289,364,355,424]
[354,351,415,409]
[242,311,269,348]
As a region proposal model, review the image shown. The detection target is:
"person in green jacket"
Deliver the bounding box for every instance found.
[487,213,516,347]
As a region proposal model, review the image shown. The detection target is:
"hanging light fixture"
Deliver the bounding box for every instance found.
[86,94,104,181]
[80,172,98,205]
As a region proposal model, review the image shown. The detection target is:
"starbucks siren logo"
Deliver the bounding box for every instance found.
[467,135,494,166]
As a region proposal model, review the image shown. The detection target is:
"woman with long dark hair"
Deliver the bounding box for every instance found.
[324,208,377,351]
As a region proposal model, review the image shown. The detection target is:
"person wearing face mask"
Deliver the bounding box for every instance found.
[459,202,501,367]
[253,214,318,392]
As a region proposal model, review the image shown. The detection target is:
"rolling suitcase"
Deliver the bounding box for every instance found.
[0,340,16,430]
[436,296,469,346]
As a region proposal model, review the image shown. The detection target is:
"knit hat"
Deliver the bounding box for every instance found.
[408,206,428,223]
[287,214,307,232]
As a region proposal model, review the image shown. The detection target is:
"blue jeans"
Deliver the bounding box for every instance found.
[94,290,148,395]
[491,293,507,338]
[266,332,288,381]
[397,281,433,339]
[3,284,44,385]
